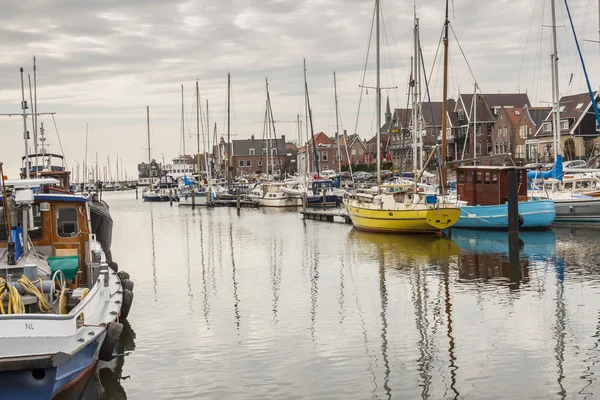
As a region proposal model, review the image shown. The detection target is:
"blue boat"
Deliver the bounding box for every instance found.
[453,165,556,230]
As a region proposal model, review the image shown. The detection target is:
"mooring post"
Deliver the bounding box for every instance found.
[135,185,138,200]
[169,189,173,206]
[507,170,521,289]
[236,190,241,210]
[322,185,326,208]
[303,192,307,212]
[192,190,195,209]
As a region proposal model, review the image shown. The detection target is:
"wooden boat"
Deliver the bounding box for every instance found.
[0,177,131,399]
[454,165,555,229]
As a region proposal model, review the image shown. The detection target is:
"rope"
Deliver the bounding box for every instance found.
[0,278,25,314]
[59,288,68,315]
[17,275,52,313]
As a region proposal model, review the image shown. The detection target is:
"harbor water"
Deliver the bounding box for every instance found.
[88,191,600,399]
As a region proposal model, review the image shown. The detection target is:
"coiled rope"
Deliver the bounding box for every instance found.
[17,275,52,313]
[0,278,25,314]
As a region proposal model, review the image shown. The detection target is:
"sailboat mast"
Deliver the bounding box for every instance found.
[334,71,342,173]
[376,0,382,189]
[303,60,310,179]
[181,84,186,156]
[33,57,39,178]
[196,81,201,180]
[412,15,419,185]
[84,124,88,184]
[227,72,231,186]
[147,106,151,184]
[19,68,30,177]
[440,0,450,195]
[550,0,561,160]
[416,18,423,170]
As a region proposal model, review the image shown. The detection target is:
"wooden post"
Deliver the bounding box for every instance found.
[192,190,195,209]
[303,193,307,212]
[507,170,521,289]
[322,184,326,208]
[169,189,173,206]
[236,190,241,210]
[135,185,138,200]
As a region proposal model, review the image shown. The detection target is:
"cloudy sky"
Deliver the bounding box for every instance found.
[0,0,597,178]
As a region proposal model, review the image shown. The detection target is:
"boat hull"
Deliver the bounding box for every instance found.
[454,200,555,229]
[0,332,105,400]
[257,196,302,207]
[553,197,600,222]
[344,203,461,233]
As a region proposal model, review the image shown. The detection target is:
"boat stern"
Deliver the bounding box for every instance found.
[425,207,461,230]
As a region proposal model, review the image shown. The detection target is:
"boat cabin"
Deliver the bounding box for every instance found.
[20,153,71,190]
[455,166,528,206]
[0,189,90,286]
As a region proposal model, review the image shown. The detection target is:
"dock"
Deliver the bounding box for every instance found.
[300,209,351,224]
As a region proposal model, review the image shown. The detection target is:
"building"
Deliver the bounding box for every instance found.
[455,93,531,161]
[534,91,600,161]
[137,159,161,186]
[297,132,338,176]
[491,106,521,159]
[336,132,367,167]
[231,134,292,176]
[514,106,551,162]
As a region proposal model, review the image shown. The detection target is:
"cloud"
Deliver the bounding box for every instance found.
[0,0,595,176]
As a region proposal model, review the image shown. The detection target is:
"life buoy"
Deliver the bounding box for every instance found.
[117,270,130,281]
[121,279,134,292]
[518,214,524,227]
[98,321,124,361]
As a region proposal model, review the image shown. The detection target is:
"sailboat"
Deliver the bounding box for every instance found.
[343,1,461,233]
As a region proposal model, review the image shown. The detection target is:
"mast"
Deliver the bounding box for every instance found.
[95,151,98,183]
[181,84,186,156]
[227,73,231,186]
[107,154,112,182]
[20,68,30,178]
[33,58,39,178]
[205,99,212,193]
[304,60,320,178]
[147,106,151,184]
[84,124,88,184]
[412,14,419,185]
[116,154,119,183]
[303,60,310,179]
[334,72,342,173]
[440,0,450,195]
[196,81,201,181]
[376,0,382,189]
[416,18,423,171]
[473,83,477,160]
[551,0,561,161]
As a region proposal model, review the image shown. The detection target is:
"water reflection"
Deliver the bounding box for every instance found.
[103,193,600,399]
[81,320,137,399]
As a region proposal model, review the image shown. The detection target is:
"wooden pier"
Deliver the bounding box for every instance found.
[300,209,351,224]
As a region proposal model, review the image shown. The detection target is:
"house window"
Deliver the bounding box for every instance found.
[57,207,79,238]
[559,105,566,112]
[278,160,282,165]
[543,122,551,132]
[560,120,569,130]
[258,160,263,167]
[246,160,251,167]
[249,148,255,155]
[238,160,244,167]
[514,110,521,116]
[520,126,527,139]
[576,103,584,110]
[322,151,328,161]
[271,148,277,155]
[458,109,464,120]
[504,127,508,137]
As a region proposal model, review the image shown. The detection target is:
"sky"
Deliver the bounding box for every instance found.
[0,0,598,179]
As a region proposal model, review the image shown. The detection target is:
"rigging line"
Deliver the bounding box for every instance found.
[425,25,446,101]
[532,0,547,104]
[517,0,541,89]
[380,0,407,77]
[449,23,482,92]
[353,0,377,136]
[51,115,66,167]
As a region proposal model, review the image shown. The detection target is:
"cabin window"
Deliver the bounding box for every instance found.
[57,207,79,238]
[476,171,483,184]
[492,172,498,184]
[0,204,44,241]
[466,171,473,183]
[484,172,491,184]
[458,171,465,183]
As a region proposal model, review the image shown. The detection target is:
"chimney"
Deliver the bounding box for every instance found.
[281,134,286,143]
[251,134,254,141]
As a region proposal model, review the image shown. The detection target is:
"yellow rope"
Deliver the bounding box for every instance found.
[58,289,68,315]
[17,275,52,313]
[0,278,25,314]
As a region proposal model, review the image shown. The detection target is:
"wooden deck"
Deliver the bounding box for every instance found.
[300,209,351,224]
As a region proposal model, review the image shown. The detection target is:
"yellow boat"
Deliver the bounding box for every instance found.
[343,188,461,234]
